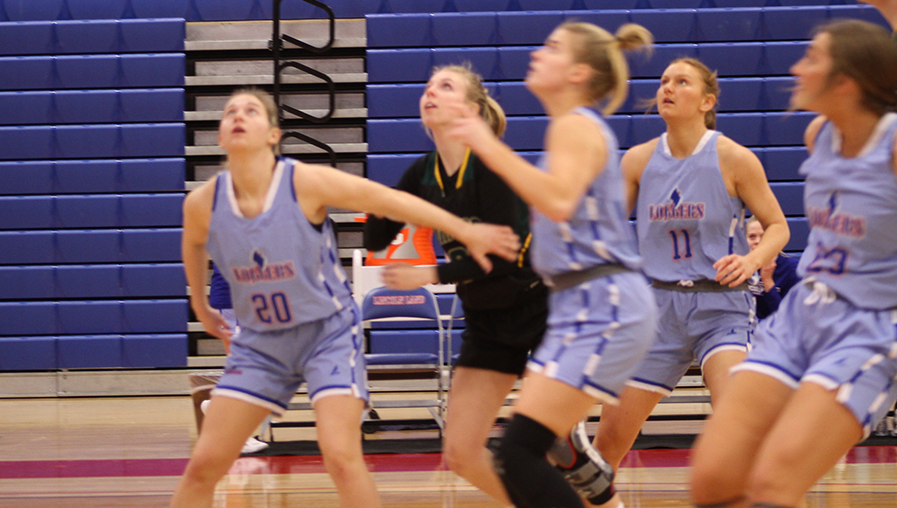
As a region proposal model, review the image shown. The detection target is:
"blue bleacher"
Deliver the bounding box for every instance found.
[368,146,806,186]
[363,0,853,274]
[121,334,188,367]
[367,42,812,83]
[0,194,182,229]
[0,0,872,22]
[0,229,180,265]
[368,112,814,153]
[368,76,794,118]
[0,333,187,371]
[0,54,184,91]
[0,90,184,125]
[0,264,184,300]
[0,159,184,195]
[130,0,190,19]
[366,6,883,48]
[0,337,57,370]
[0,8,185,372]
[0,124,185,160]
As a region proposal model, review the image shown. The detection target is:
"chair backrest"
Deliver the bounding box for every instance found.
[361,285,441,323]
[351,248,456,306]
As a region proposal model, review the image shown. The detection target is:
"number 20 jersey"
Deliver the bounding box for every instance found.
[636,130,749,282]
[206,158,354,332]
[798,113,897,310]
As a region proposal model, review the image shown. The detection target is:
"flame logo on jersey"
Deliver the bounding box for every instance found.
[807,191,866,238]
[231,249,297,283]
[648,187,705,221]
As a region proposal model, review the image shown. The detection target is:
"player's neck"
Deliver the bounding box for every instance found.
[432,133,469,177]
[541,90,590,119]
[827,108,884,159]
[227,150,278,201]
[664,119,709,159]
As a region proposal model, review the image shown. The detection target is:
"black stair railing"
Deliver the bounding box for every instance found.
[272,0,337,167]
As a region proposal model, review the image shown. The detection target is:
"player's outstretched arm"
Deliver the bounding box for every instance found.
[294,162,520,273]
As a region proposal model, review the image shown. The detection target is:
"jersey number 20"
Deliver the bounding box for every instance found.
[252,292,293,324]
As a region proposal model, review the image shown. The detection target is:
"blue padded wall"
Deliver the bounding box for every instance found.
[0,0,869,22]
[0,14,186,371]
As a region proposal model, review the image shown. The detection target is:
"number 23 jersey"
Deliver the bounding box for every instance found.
[798,113,897,310]
[206,158,354,332]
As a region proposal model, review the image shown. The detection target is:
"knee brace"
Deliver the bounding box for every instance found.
[548,419,616,505]
[495,414,584,508]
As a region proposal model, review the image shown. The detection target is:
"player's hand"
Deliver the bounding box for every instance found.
[759,257,777,292]
[460,223,520,273]
[381,263,438,290]
[196,306,233,354]
[713,254,759,288]
[446,112,497,154]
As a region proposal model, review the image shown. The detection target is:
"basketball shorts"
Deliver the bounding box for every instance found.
[213,305,369,416]
[627,287,755,395]
[735,281,897,436]
[528,271,657,405]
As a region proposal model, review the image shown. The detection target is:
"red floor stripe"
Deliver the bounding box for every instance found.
[2,447,894,479]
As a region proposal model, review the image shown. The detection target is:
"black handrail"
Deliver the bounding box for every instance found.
[272,0,338,164]
[281,131,337,168]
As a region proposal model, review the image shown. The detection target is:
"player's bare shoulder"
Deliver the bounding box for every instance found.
[621,137,660,180]
[716,133,761,173]
[183,175,218,217]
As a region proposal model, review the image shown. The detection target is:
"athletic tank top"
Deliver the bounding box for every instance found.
[636,130,748,282]
[797,113,897,309]
[530,107,641,276]
[206,157,354,331]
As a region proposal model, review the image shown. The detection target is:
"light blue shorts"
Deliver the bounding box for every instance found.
[735,281,897,436]
[628,287,755,395]
[213,305,369,416]
[528,271,657,405]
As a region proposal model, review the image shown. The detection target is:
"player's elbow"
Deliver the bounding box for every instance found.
[541,198,578,223]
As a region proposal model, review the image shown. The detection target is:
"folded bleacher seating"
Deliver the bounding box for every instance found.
[0,9,186,371]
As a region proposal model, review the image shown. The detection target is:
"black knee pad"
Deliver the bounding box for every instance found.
[495,414,584,508]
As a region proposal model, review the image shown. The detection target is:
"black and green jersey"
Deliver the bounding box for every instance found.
[364,150,542,310]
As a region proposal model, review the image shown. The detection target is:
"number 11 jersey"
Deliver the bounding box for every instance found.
[636,130,749,283]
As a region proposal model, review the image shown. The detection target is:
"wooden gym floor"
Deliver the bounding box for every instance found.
[1,396,895,507]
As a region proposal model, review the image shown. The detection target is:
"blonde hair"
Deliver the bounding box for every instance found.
[429,63,507,136]
[815,20,897,115]
[559,22,653,115]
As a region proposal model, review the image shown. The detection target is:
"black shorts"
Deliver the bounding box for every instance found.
[454,283,549,377]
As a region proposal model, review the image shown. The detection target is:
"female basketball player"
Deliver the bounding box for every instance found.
[691,19,897,508]
[363,64,548,505]
[169,88,521,508]
[448,22,658,508]
[559,56,789,508]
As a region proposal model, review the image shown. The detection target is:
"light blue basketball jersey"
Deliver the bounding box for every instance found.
[530,107,641,277]
[797,113,897,310]
[636,130,748,282]
[206,157,354,332]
